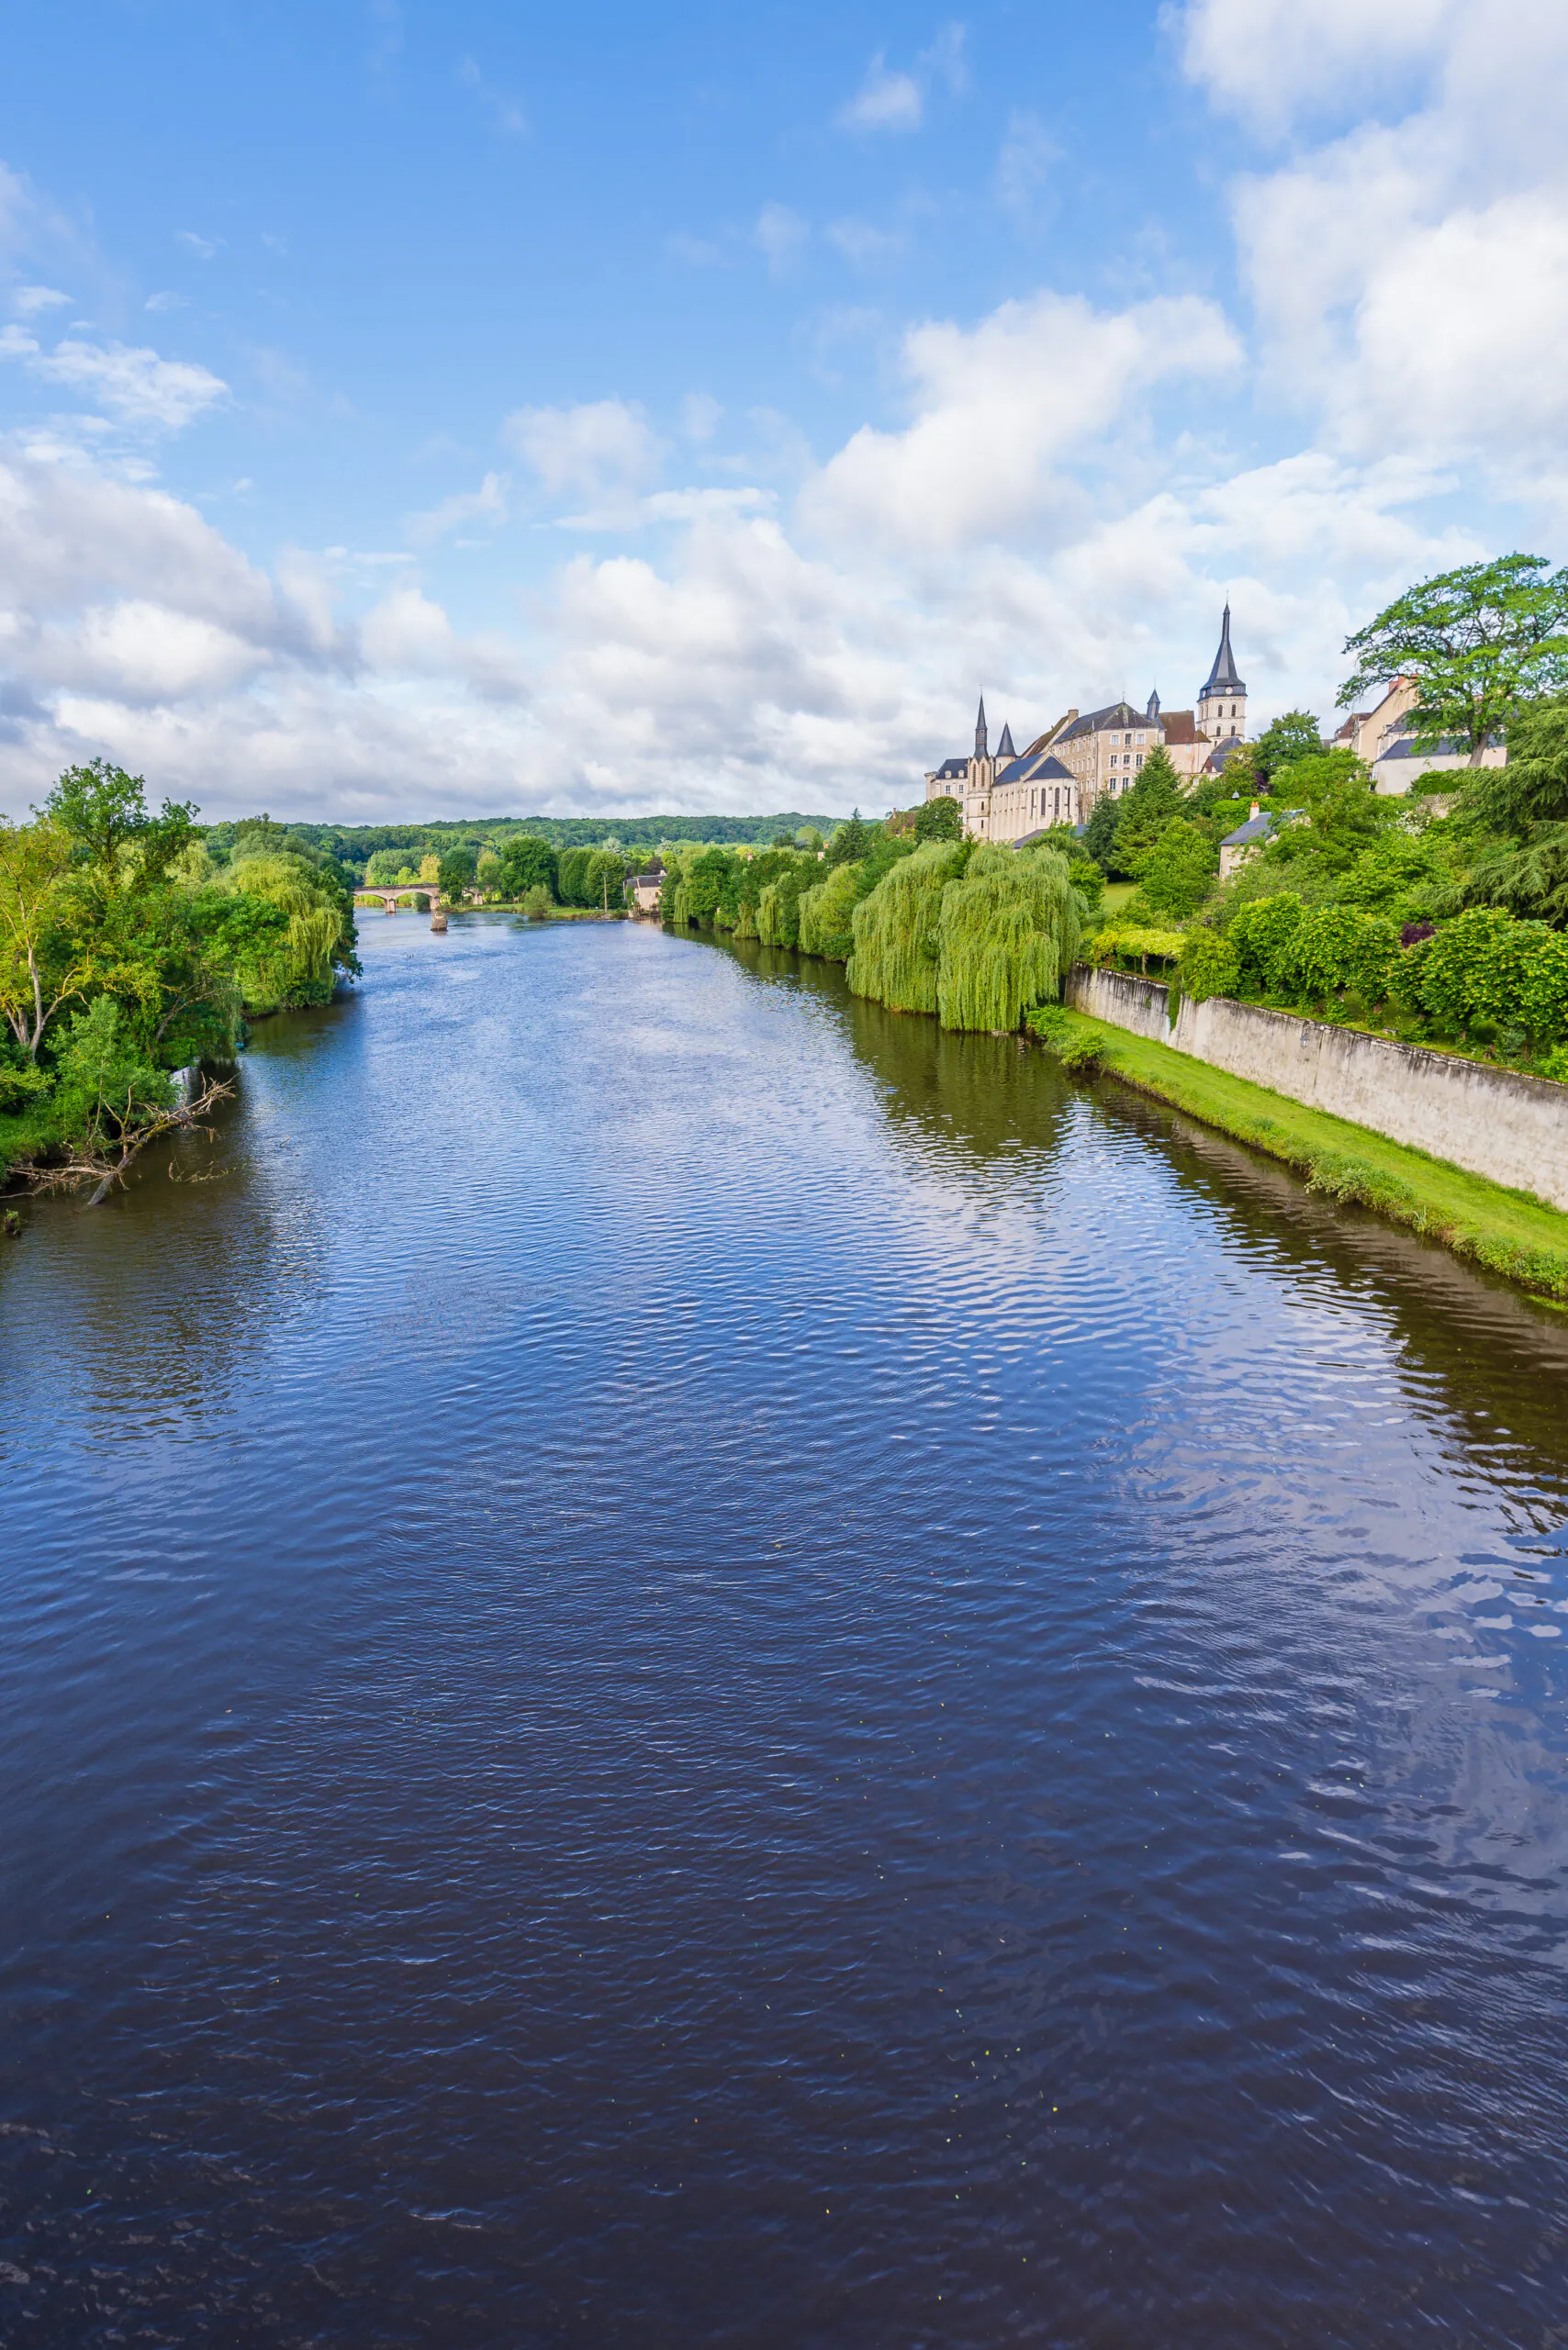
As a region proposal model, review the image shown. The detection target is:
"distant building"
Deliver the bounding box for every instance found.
[628,871,663,914]
[922,606,1250,839]
[1333,674,1505,794]
[1218,800,1278,880]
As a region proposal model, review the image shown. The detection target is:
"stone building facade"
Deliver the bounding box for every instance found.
[924,607,1250,839]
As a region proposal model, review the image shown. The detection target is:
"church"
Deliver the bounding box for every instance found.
[924,607,1249,846]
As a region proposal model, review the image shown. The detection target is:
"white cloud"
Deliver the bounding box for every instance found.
[1175,0,1456,132]
[406,468,510,544]
[828,218,903,269]
[838,25,967,133]
[0,326,228,431]
[993,111,1055,220]
[13,285,71,316]
[176,230,223,259]
[839,54,924,132]
[144,291,188,314]
[679,392,722,442]
[755,203,808,274]
[504,398,663,526]
[802,290,1242,555]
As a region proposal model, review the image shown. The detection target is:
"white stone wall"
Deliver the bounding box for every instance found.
[1065,964,1568,1213]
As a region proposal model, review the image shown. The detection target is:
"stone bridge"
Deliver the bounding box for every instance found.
[356,886,442,914]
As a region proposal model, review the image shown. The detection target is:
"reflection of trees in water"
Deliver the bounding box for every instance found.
[729,938,1078,1168]
[1103,1083,1568,1498]
[3,1024,336,1438]
[727,934,1568,1500]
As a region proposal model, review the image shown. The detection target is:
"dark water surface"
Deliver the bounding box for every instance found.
[6,914,1568,2348]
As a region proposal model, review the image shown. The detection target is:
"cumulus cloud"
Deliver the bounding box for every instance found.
[13,284,71,316]
[175,229,223,259]
[838,23,968,132]
[801,290,1241,555]
[504,398,663,527]
[0,325,228,431]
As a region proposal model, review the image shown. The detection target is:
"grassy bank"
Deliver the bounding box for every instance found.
[1027,1003,1568,1304]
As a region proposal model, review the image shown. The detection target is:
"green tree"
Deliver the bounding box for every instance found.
[685,847,733,923]
[1453,692,1568,925]
[1339,554,1568,764]
[1082,793,1122,872]
[796,825,824,853]
[499,835,558,901]
[825,811,872,867]
[1134,819,1218,920]
[438,845,478,901]
[586,847,626,912]
[1252,710,1323,783]
[913,795,963,843]
[556,845,593,906]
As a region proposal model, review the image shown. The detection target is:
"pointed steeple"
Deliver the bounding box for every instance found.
[996,721,1016,760]
[1147,688,1161,722]
[1203,603,1246,697]
[975,696,989,758]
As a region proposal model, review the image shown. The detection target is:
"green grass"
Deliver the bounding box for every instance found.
[1026,1003,1568,1303]
[1100,881,1139,917]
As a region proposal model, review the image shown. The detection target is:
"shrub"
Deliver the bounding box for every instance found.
[1284,906,1402,1004]
[1177,927,1239,1004]
[1418,907,1568,1044]
[1226,893,1304,994]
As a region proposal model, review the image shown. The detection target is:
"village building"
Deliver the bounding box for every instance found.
[1331,674,1506,795]
[924,607,1250,839]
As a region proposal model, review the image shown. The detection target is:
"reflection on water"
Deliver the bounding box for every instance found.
[3,913,1567,2348]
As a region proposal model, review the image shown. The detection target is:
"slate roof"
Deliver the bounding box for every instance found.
[1220,808,1275,848]
[931,756,968,779]
[995,722,1016,759]
[1203,604,1247,697]
[1203,733,1248,775]
[995,751,1076,786]
[1056,699,1148,742]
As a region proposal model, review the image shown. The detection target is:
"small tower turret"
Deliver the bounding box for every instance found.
[1197,604,1247,739]
[975,696,989,759]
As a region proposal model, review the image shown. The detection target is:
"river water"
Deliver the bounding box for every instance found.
[5,912,1568,2347]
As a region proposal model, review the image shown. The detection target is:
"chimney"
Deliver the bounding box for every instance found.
[1249,801,1260,820]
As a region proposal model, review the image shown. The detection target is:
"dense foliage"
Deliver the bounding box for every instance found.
[1,765,359,1191]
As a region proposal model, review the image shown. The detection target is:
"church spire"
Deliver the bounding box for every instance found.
[1203,603,1246,698]
[975,696,988,758]
[996,721,1016,760]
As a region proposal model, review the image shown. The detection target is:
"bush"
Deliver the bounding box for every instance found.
[1178,927,1239,1004]
[1283,906,1402,1004]
[1417,906,1568,1044]
[1226,893,1304,994]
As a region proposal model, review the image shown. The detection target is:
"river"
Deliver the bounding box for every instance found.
[4,911,1568,2347]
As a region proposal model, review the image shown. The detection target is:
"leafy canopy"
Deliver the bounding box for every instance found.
[1339,554,1568,761]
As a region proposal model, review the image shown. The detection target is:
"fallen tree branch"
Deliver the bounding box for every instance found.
[25,1075,234,1208]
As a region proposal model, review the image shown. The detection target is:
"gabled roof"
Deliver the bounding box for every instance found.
[1203,604,1247,697]
[1159,710,1198,744]
[1056,699,1147,742]
[1204,733,1247,775]
[996,752,1075,786]
[1022,712,1075,756]
[1221,808,1275,847]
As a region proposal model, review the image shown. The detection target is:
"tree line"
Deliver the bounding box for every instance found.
[1,765,359,1201]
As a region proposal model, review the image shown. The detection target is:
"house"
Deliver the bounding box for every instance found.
[628,871,664,914]
[1333,672,1506,793]
[1218,800,1289,879]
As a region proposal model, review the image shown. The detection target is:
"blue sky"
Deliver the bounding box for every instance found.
[1,0,1563,822]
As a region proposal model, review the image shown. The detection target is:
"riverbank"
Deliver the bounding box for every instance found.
[1027,1002,1568,1304]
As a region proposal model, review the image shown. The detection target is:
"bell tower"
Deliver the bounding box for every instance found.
[1197,604,1247,739]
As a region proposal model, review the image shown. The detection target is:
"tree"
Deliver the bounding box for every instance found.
[796,825,824,853]
[1082,793,1122,873]
[1455,691,1568,925]
[913,795,963,843]
[499,836,557,901]
[1135,819,1219,920]
[1339,554,1568,764]
[43,759,197,893]
[0,818,91,1056]
[825,810,872,867]
[586,847,625,912]
[1251,710,1323,783]
[1101,747,1185,877]
[438,845,478,901]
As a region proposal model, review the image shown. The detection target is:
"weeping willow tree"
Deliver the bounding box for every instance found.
[935,845,1081,1032]
[223,851,352,1011]
[756,881,782,945]
[796,862,861,961]
[846,841,966,1011]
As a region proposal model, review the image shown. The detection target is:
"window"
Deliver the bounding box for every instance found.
[1136,754,1144,767]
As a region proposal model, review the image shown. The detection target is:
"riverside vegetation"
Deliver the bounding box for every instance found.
[1,764,359,1202]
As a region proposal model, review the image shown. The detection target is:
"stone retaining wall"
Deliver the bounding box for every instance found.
[1065,964,1568,1213]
